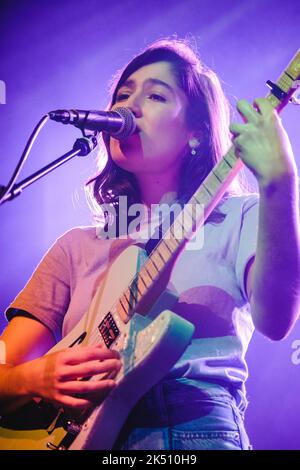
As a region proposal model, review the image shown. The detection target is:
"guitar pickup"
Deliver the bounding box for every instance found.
[98,312,120,348]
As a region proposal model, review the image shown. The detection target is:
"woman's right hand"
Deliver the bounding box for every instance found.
[14,345,122,410]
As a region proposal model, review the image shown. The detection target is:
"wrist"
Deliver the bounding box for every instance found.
[7,362,34,398]
[258,169,298,196]
[0,364,34,415]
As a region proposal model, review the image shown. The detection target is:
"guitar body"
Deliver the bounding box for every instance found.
[0,245,195,450]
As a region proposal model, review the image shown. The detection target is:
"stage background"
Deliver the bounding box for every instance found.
[1,0,299,450]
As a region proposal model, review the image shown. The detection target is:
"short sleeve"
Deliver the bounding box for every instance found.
[5,237,70,342]
[235,195,259,302]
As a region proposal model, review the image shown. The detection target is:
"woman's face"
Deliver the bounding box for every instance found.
[109,61,192,176]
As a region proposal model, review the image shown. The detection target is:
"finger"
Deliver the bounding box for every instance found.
[253,97,275,115]
[56,394,93,410]
[62,358,122,380]
[231,133,245,153]
[229,122,245,135]
[59,379,117,395]
[95,345,120,359]
[236,99,260,124]
[231,136,243,150]
[64,346,120,365]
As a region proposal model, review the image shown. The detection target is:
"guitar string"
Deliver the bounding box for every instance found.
[82,73,291,350]
[84,155,236,349]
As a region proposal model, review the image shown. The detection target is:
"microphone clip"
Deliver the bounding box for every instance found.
[73,135,98,156]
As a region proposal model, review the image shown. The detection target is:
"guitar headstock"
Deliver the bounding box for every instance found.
[266,50,300,112]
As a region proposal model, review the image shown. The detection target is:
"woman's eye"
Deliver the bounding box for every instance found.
[115,92,166,103]
[116,93,130,102]
[149,93,166,102]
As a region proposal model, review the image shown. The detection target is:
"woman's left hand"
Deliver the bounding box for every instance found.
[230,98,297,188]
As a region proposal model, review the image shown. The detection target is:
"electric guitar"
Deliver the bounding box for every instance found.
[0,50,299,450]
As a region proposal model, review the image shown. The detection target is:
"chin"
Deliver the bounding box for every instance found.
[111,155,140,173]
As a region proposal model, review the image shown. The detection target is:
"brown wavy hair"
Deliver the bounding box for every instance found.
[86,38,248,231]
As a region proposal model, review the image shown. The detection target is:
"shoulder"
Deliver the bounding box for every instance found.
[206,193,259,238]
[53,224,120,261]
[57,225,99,244]
[219,193,259,215]
[215,193,259,227]
[53,225,102,257]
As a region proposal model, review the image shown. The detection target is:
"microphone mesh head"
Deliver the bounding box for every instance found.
[112,107,136,139]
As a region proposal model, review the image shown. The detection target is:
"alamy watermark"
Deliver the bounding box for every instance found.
[96,196,205,251]
[291,339,300,365]
[0,80,6,104]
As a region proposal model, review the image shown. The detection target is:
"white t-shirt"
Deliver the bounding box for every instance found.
[6,194,259,406]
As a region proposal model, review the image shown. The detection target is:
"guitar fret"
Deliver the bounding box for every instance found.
[151,250,165,270]
[215,158,233,179]
[120,291,131,313]
[267,93,280,107]
[127,287,137,306]
[202,183,213,198]
[170,235,182,251]
[285,71,295,81]
[184,204,199,233]
[163,235,180,252]
[169,225,182,244]
[130,278,147,307]
[278,75,293,91]
[116,301,128,322]
[150,256,160,272]
[147,259,159,278]
[143,264,155,282]
[190,190,211,207]
[174,217,185,230]
[118,297,128,314]
[286,56,300,79]
[211,168,223,183]
[138,272,148,289]
[156,244,170,263]
[172,219,186,240]
[160,238,173,255]
[131,278,144,297]
[189,194,201,205]
[204,172,222,195]
[224,148,238,167]
[222,155,234,169]
[138,269,152,291]
[168,225,175,239]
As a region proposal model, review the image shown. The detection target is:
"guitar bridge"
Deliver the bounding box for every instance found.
[98,312,120,348]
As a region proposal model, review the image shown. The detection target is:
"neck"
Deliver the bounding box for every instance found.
[135,171,179,208]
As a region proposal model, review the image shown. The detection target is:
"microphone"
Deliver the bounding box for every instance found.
[48,107,136,139]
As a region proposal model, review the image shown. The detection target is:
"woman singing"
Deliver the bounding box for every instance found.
[1,38,299,450]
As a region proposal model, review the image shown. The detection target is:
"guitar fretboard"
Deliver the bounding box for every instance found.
[115,50,300,324]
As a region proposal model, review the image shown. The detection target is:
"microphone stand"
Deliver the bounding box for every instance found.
[0,135,98,205]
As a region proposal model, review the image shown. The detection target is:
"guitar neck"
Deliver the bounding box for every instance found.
[115,50,300,324]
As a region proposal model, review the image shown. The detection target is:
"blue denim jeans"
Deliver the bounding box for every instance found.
[114,379,252,450]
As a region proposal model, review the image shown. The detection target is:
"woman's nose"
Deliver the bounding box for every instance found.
[126,94,142,118]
